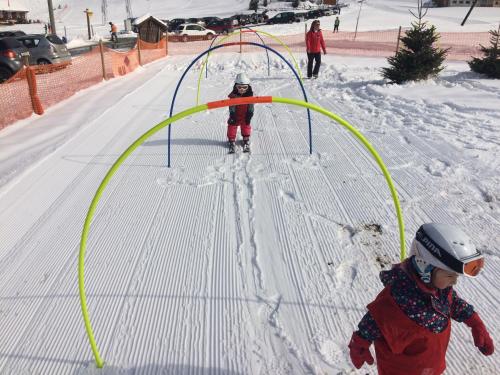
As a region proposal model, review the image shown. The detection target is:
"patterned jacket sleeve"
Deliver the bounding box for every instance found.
[357,311,382,342]
[451,289,474,322]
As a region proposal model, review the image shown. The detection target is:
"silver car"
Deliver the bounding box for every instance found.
[16,34,71,66]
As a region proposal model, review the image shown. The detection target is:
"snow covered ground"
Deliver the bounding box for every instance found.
[1,51,499,374]
[1,1,499,374]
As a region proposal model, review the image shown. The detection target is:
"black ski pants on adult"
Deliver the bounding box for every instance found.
[307,52,321,78]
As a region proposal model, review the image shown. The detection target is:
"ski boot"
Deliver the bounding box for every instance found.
[228,141,236,154]
[242,139,250,153]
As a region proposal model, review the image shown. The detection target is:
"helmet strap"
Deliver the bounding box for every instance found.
[411,255,434,284]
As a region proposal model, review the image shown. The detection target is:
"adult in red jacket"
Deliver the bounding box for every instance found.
[305,19,326,79]
[348,223,494,375]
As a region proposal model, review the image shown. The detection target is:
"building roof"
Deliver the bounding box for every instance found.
[0,0,29,12]
[133,13,167,28]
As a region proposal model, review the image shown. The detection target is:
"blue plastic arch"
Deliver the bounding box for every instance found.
[205,27,271,78]
[167,41,312,168]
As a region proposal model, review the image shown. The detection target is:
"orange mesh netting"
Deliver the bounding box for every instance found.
[139,38,167,65]
[109,47,140,77]
[167,29,490,61]
[32,48,103,110]
[0,37,168,131]
[0,69,33,129]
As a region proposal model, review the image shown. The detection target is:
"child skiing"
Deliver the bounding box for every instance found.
[227,73,254,154]
[348,223,494,375]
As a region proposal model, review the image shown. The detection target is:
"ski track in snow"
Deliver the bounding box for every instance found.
[0,53,498,374]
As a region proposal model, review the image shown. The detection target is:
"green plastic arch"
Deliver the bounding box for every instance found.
[196,29,303,105]
[79,97,405,368]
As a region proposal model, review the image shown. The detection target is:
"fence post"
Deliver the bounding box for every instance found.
[99,40,106,80]
[137,37,142,65]
[165,32,168,56]
[23,56,44,115]
[395,26,402,55]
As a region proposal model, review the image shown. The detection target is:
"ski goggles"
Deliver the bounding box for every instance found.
[416,226,484,277]
[462,257,484,277]
[236,84,249,90]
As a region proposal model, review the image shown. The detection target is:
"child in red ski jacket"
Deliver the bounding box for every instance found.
[227,72,254,153]
[349,223,494,375]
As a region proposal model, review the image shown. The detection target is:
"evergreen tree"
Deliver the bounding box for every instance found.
[382,1,448,84]
[263,0,268,7]
[468,25,500,79]
[292,0,300,8]
[249,0,259,12]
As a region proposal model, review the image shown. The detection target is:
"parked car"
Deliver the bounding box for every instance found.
[0,37,29,83]
[320,8,336,16]
[266,12,298,24]
[232,14,253,26]
[201,16,221,26]
[168,18,187,32]
[294,12,308,23]
[248,12,266,24]
[186,17,203,25]
[307,9,324,19]
[174,23,216,42]
[16,34,71,65]
[205,18,235,35]
[0,30,26,38]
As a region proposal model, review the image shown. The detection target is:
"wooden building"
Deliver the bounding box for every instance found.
[0,0,28,23]
[133,14,168,43]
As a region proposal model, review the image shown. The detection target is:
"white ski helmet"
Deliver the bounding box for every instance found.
[410,223,484,278]
[235,72,250,85]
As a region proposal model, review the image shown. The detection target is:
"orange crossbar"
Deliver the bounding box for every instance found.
[222,41,254,47]
[207,96,273,110]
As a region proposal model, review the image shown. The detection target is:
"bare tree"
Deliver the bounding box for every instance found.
[409,0,429,26]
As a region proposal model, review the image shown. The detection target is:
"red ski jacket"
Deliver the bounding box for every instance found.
[368,285,452,375]
[227,86,254,126]
[306,30,326,54]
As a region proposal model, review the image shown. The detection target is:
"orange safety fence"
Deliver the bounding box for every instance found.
[139,38,168,65]
[0,69,33,130]
[0,37,167,130]
[167,29,490,61]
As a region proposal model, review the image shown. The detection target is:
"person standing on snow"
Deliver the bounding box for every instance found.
[109,22,118,43]
[348,223,494,374]
[227,73,254,154]
[306,20,326,79]
[333,16,340,33]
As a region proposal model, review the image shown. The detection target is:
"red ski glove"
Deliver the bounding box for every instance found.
[348,332,375,369]
[465,312,494,356]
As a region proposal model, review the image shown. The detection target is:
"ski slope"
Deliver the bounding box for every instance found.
[0,51,499,374]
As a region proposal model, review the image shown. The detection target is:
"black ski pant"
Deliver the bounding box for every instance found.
[307,52,321,78]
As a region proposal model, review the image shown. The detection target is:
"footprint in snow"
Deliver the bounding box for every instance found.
[318,339,346,366]
[334,262,357,288]
[425,159,451,177]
